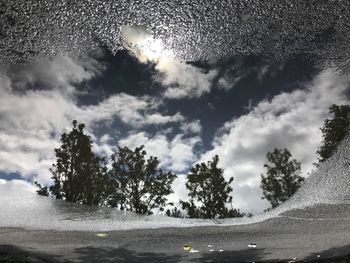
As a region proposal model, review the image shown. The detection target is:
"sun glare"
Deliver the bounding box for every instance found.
[121,25,174,63]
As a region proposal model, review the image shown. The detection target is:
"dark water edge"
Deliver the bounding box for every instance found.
[1,255,350,263]
[0,247,350,263]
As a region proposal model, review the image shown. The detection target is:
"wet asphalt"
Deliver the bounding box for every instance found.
[0,204,350,262]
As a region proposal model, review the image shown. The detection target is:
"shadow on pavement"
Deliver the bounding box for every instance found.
[73,246,182,263]
[0,244,268,263]
[0,244,65,263]
[188,248,268,263]
[5,243,350,263]
[72,246,267,263]
[303,244,350,262]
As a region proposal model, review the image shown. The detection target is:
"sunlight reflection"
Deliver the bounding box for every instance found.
[121,25,174,63]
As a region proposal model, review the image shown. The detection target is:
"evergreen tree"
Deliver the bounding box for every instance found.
[181,155,239,219]
[317,104,350,163]
[36,120,109,206]
[108,145,176,215]
[260,148,304,208]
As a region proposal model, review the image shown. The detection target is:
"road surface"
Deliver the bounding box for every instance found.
[1,204,350,262]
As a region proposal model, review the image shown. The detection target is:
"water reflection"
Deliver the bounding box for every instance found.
[1,1,350,261]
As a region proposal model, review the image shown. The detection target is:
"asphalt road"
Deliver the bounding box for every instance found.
[1,204,350,263]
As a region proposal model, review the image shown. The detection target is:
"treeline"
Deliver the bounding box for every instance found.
[36,120,243,218]
[35,104,350,218]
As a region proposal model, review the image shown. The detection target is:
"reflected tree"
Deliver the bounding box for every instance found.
[317,104,350,163]
[108,145,176,215]
[260,148,304,208]
[165,207,184,218]
[181,155,243,219]
[36,120,109,206]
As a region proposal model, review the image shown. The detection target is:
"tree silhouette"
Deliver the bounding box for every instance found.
[108,145,176,215]
[317,104,350,163]
[165,207,184,218]
[36,120,109,206]
[260,148,304,208]
[181,155,242,219]
[35,181,49,196]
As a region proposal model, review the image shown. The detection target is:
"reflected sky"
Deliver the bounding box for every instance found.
[1,1,350,213]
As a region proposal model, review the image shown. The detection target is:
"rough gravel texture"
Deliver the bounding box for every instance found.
[2,0,350,71]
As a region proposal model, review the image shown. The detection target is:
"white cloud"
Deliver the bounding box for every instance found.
[216,60,285,91]
[217,75,242,90]
[121,25,218,99]
[180,120,202,134]
[0,54,194,184]
[155,60,218,99]
[200,70,350,214]
[3,54,105,94]
[118,132,200,172]
[77,93,185,128]
[0,55,102,183]
[167,175,188,206]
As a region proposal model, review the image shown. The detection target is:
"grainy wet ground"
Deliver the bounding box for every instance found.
[1,204,349,263]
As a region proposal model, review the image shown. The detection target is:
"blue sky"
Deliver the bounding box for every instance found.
[1,40,350,213]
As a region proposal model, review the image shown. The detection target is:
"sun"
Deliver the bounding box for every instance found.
[140,37,166,61]
[121,25,173,63]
